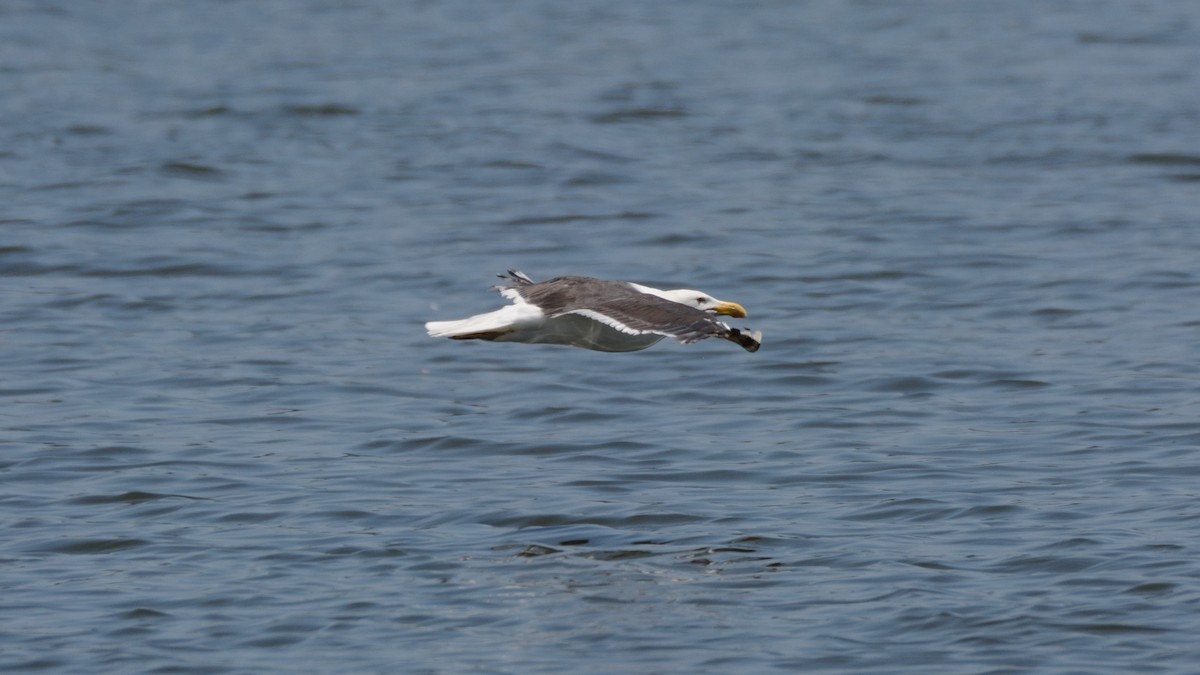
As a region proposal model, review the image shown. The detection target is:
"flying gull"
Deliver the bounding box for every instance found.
[425,271,762,352]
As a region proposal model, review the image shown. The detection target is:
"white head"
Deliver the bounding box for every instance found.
[646,287,749,318]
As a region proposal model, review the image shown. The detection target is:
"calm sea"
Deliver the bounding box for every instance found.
[3,1,1199,672]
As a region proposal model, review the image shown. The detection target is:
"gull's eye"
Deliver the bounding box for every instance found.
[696,296,706,304]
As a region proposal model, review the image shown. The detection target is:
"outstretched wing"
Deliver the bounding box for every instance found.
[491,271,762,352]
[561,295,761,352]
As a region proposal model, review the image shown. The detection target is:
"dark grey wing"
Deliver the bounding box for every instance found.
[493,272,761,352]
[561,295,761,352]
[504,275,639,314]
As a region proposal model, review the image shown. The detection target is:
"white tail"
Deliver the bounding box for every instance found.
[425,304,541,339]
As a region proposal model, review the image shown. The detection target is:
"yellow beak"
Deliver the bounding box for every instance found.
[711,300,747,318]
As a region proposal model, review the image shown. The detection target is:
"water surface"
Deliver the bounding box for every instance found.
[3,1,1200,672]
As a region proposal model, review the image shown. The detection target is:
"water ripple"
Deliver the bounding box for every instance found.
[3,1,1200,673]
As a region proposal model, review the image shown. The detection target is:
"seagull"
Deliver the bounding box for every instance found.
[425,271,761,352]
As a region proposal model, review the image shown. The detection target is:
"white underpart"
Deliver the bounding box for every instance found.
[424,295,663,351]
[531,314,664,351]
[566,309,653,336]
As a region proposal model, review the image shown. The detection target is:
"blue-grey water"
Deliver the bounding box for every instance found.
[4,1,1200,672]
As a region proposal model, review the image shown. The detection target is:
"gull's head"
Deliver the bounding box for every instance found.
[657,288,748,318]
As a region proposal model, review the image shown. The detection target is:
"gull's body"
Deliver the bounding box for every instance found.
[425,271,761,352]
